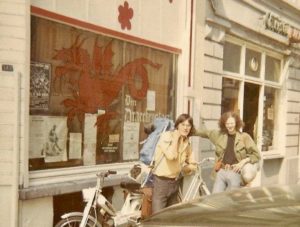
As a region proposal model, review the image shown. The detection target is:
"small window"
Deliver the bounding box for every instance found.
[265,55,280,82]
[245,48,261,78]
[223,42,241,73]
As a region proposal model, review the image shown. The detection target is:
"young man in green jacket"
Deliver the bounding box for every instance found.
[194,111,261,193]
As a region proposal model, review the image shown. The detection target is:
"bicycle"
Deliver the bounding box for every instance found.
[54,170,144,227]
[179,157,214,202]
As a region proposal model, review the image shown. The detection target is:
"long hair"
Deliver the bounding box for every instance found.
[174,113,195,137]
[218,111,244,133]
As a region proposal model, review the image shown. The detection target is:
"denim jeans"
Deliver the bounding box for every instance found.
[212,168,241,193]
[152,175,180,214]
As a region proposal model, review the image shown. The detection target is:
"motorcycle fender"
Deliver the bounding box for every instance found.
[60,212,98,224]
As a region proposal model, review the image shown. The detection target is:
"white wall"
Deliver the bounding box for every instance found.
[19,197,53,227]
[0,0,30,226]
[31,0,187,49]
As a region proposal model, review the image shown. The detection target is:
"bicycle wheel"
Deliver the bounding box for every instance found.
[55,215,102,227]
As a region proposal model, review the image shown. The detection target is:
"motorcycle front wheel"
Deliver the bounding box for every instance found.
[55,215,102,227]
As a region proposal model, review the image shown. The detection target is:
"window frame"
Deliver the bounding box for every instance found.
[26,15,179,188]
[222,35,285,158]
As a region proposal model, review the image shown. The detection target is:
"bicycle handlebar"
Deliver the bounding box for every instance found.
[198,157,215,165]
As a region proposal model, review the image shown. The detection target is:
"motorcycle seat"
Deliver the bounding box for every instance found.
[120,180,141,191]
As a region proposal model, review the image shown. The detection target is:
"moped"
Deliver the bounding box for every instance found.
[55,170,143,227]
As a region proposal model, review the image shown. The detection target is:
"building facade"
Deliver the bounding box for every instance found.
[198,0,300,188]
[0,0,300,226]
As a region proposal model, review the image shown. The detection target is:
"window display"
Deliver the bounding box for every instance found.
[29,16,176,170]
[262,87,278,151]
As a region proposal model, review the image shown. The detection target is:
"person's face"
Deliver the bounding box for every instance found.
[225,117,236,134]
[177,119,192,137]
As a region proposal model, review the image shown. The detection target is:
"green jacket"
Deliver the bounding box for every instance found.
[194,129,261,164]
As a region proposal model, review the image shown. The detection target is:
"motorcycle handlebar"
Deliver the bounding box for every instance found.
[97,170,117,178]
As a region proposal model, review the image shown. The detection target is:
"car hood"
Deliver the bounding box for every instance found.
[141,184,300,226]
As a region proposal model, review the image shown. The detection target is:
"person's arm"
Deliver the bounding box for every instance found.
[156,131,181,160]
[182,145,197,174]
[233,157,250,173]
[243,133,261,163]
[233,133,261,173]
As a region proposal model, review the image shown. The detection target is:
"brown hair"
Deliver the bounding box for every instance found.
[174,113,195,137]
[218,111,244,133]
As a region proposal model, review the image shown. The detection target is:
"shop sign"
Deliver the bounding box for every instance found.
[263,12,300,43]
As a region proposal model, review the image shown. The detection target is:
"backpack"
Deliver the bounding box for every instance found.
[139,117,174,165]
[128,117,174,187]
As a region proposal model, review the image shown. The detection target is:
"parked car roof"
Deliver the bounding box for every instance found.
[141,184,300,227]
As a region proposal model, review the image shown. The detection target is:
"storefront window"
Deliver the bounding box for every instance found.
[262,87,278,151]
[223,42,241,73]
[222,40,282,153]
[29,16,176,170]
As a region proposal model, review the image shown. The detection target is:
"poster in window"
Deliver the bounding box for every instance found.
[83,113,97,165]
[30,62,51,112]
[147,90,156,111]
[123,122,140,160]
[29,116,68,162]
[69,133,82,159]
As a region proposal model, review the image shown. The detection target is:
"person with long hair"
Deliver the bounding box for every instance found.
[194,111,261,193]
[151,113,196,213]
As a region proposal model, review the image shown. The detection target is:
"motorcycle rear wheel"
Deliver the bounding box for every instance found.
[55,215,102,227]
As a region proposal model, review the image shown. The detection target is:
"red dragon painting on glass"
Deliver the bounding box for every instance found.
[53,36,161,137]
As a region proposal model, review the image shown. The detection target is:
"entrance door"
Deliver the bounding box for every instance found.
[243,82,259,142]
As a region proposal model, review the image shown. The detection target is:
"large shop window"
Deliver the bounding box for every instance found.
[222,39,282,154]
[29,16,176,170]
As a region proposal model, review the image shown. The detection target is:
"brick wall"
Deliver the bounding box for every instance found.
[0,0,29,226]
[286,64,300,184]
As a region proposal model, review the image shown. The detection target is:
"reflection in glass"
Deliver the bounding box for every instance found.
[223,42,241,73]
[265,55,280,82]
[221,78,239,114]
[262,87,278,151]
[245,48,261,78]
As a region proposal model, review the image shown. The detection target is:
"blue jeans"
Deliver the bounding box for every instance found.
[212,169,241,193]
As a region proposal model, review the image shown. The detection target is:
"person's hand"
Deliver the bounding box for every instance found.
[232,158,249,173]
[173,129,181,140]
[182,163,197,175]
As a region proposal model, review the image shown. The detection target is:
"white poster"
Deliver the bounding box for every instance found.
[69,133,82,159]
[83,113,97,165]
[146,90,156,111]
[123,122,140,160]
[29,116,67,162]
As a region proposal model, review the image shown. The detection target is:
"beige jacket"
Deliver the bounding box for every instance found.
[153,131,194,178]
